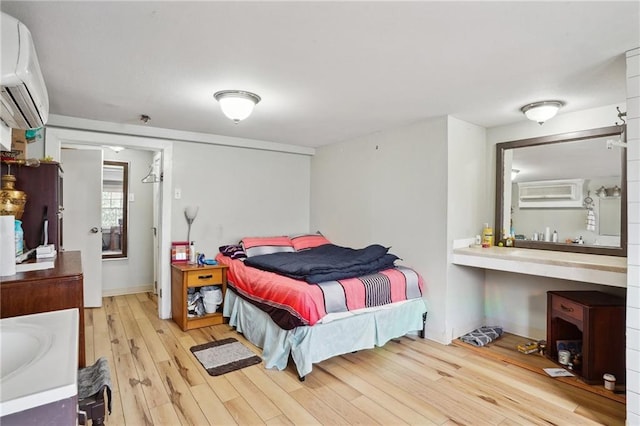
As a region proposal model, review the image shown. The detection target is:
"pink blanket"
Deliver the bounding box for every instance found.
[216,253,424,330]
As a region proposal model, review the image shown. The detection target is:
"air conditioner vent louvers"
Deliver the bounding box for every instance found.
[518,179,584,208]
[1,12,49,131]
[1,85,45,129]
[519,184,575,200]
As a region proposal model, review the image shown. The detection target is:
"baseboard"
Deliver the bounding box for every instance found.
[102,285,153,298]
[484,316,546,341]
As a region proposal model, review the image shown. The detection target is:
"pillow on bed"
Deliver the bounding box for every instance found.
[219,244,247,260]
[290,233,332,251]
[241,236,295,257]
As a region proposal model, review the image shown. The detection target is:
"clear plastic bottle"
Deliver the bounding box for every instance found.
[14,219,24,256]
[189,241,196,264]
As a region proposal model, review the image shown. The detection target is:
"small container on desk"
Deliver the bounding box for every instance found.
[171,262,228,331]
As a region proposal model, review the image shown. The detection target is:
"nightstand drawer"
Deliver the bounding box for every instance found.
[186,269,223,286]
[551,296,583,322]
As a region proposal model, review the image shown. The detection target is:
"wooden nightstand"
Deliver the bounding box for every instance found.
[171,263,228,331]
[547,290,625,384]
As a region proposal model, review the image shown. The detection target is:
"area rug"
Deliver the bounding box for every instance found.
[190,337,262,376]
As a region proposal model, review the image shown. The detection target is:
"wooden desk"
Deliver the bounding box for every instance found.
[547,291,625,384]
[1,251,85,367]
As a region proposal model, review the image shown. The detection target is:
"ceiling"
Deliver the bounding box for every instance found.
[1,1,638,148]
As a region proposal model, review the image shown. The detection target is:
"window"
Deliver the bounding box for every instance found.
[102,161,128,258]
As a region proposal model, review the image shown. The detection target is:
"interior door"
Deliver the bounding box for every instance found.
[61,148,103,307]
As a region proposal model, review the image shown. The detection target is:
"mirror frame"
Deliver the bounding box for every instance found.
[495,124,627,257]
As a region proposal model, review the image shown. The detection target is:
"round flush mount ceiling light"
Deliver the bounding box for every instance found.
[213,90,261,123]
[521,100,564,125]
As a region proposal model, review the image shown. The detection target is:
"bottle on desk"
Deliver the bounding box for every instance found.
[189,241,196,264]
[15,219,23,256]
[481,223,493,248]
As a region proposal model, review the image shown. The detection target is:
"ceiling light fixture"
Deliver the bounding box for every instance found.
[511,169,520,180]
[213,90,261,123]
[521,100,564,125]
[109,146,125,153]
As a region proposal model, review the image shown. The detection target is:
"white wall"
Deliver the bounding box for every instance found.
[102,148,156,296]
[625,47,640,425]
[485,104,628,339]
[446,116,487,339]
[45,115,312,318]
[484,271,626,339]
[311,117,453,342]
[310,116,493,343]
[171,141,311,257]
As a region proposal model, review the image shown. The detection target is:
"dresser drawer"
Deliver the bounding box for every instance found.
[551,296,583,322]
[186,268,224,286]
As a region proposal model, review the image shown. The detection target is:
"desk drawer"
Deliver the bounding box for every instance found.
[186,269,223,286]
[551,296,583,322]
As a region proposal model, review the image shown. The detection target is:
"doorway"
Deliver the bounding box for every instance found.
[47,127,173,319]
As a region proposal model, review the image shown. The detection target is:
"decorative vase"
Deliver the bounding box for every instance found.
[0,174,27,220]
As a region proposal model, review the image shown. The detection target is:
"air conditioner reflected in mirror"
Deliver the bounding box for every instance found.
[496,125,627,257]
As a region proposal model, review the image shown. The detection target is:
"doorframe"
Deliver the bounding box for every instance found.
[46,127,173,319]
[151,151,162,295]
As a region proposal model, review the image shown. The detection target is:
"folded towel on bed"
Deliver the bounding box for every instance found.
[460,326,503,347]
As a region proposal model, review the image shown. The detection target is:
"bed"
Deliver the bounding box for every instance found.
[215,234,428,379]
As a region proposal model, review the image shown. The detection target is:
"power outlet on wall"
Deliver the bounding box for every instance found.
[174,188,181,199]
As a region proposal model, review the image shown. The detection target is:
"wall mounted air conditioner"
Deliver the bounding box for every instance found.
[1,12,49,130]
[518,179,585,208]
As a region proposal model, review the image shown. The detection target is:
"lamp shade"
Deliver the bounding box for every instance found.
[214,90,261,123]
[521,101,563,124]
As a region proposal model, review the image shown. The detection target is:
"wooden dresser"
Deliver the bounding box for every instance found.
[547,290,625,384]
[0,251,85,367]
[0,162,63,251]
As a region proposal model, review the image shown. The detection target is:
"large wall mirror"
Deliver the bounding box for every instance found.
[495,125,626,257]
[102,161,128,259]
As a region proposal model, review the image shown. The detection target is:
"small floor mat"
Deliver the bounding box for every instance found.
[190,337,262,376]
[459,326,504,347]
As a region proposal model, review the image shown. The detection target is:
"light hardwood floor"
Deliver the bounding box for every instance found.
[85,293,626,425]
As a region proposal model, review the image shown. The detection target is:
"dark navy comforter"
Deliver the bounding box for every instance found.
[244,243,399,283]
